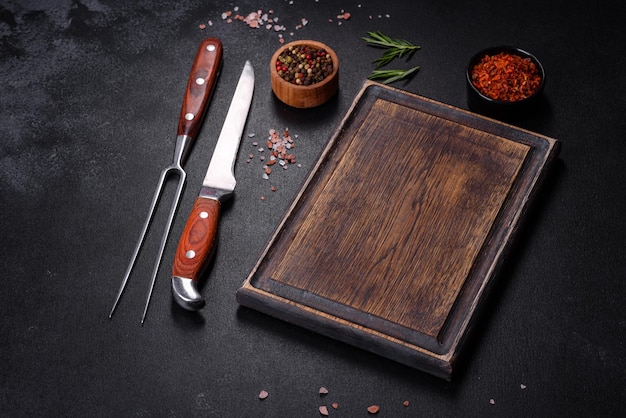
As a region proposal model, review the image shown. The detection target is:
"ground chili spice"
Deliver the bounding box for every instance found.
[471,52,541,101]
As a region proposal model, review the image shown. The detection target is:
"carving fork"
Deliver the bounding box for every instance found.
[109,38,223,324]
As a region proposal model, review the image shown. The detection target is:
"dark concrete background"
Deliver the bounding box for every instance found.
[1,0,624,416]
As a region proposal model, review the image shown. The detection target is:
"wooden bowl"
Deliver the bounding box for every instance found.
[270,40,339,108]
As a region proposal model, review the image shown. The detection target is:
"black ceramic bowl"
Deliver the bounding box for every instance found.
[466,46,545,120]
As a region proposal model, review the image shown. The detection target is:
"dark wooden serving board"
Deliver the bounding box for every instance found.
[236,81,560,380]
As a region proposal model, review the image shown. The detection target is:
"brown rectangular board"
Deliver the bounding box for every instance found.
[236,81,560,380]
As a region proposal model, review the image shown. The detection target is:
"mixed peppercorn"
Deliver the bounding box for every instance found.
[275,44,333,86]
[471,52,542,102]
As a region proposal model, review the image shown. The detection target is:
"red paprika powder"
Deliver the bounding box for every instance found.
[471,52,541,102]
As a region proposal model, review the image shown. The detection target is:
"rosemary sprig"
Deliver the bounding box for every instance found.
[363,31,421,68]
[367,66,420,85]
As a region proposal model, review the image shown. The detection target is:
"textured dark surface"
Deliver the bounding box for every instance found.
[1,0,624,416]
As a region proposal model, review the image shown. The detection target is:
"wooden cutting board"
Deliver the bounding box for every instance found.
[236,81,560,380]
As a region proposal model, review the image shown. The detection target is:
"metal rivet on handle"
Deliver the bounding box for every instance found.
[186,250,196,259]
[185,113,194,121]
[206,45,216,52]
[200,211,208,219]
[196,78,205,85]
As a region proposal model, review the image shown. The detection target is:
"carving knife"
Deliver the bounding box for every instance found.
[171,61,254,311]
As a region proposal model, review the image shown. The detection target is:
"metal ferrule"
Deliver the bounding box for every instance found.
[175,134,194,166]
[199,186,232,202]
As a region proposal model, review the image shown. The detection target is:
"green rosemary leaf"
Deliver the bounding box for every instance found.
[363,31,421,68]
[372,49,398,67]
[362,31,395,48]
[367,66,420,84]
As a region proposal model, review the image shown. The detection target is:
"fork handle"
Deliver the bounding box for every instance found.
[177,38,223,141]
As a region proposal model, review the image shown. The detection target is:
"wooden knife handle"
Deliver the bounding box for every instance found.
[172,197,220,282]
[177,38,223,139]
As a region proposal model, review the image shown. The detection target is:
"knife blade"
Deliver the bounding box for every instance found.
[171,61,254,311]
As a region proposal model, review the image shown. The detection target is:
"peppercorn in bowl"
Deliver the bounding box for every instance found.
[270,40,339,108]
[466,46,545,120]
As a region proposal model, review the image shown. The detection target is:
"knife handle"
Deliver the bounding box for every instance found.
[171,197,220,310]
[177,38,223,140]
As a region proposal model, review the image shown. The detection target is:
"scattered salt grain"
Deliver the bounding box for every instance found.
[319,405,329,416]
[319,387,328,395]
[337,12,351,20]
[332,402,339,410]
[521,384,527,390]
[258,390,268,399]
[489,399,495,405]
[367,405,380,414]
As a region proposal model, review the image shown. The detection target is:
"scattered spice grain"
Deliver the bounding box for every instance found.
[403,400,410,407]
[332,402,339,410]
[258,390,269,399]
[319,405,329,416]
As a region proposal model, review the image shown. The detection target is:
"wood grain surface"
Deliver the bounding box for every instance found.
[237,82,559,379]
[271,98,529,337]
[172,196,220,281]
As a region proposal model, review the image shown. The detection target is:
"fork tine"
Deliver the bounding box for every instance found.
[109,165,172,319]
[141,167,186,325]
